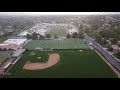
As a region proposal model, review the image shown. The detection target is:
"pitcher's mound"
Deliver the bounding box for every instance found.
[23,53,60,70]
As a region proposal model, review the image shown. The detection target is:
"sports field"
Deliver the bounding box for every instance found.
[4,50,118,78]
[0,56,8,64]
[49,28,67,36]
[25,39,89,50]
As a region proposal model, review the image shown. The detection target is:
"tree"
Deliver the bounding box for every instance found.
[118,35,120,41]
[115,51,120,59]
[78,31,84,39]
[118,43,120,47]
[91,31,99,38]
[100,28,118,39]
[3,48,6,51]
[54,34,58,39]
[108,45,113,52]
[114,26,120,36]
[32,32,38,39]
[110,38,117,45]
[104,43,110,48]
[91,31,102,43]
[99,30,106,38]
[39,35,44,39]
[72,32,79,38]
[84,27,90,35]
[67,33,71,38]
[46,33,51,39]
[79,24,83,31]
[26,34,32,39]
[12,25,17,29]
[101,38,107,45]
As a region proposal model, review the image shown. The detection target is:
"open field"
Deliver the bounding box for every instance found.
[25,39,89,50]
[4,50,118,78]
[49,28,67,36]
[0,56,8,64]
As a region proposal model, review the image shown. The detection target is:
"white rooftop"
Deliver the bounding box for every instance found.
[18,31,31,36]
[4,39,27,45]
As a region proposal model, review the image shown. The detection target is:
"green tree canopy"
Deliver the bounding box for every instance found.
[72,32,79,38]
[46,33,51,39]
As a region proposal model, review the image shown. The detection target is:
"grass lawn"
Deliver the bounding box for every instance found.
[25,39,89,50]
[113,54,120,59]
[0,56,8,64]
[49,28,67,36]
[4,50,118,78]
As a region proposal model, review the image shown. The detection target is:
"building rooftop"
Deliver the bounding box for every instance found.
[3,39,27,46]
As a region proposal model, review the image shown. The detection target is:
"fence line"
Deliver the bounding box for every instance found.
[84,33,120,72]
[12,54,23,64]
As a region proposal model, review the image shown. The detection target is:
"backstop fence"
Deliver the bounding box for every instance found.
[84,33,120,72]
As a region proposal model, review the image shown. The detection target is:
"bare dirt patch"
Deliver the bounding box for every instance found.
[23,53,60,70]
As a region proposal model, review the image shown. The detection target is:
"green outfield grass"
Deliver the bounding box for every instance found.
[4,50,118,78]
[25,39,89,50]
[49,28,67,36]
[0,56,8,64]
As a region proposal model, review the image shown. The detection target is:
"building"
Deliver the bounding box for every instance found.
[17,31,31,37]
[0,44,21,50]
[0,39,27,50]
[68,28,79,35]
[3,39,27,46]
[17,23,78,37]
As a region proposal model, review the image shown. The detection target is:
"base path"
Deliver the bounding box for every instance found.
[23,53,60,70]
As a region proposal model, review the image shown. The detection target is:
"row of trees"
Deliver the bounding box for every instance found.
[26,31,84,40]
[83,21,120,44]
[84,27,120,46]
[26,32,52,40]
[66,32,84,39]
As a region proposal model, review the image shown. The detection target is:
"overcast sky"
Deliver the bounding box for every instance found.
[0,12,120,15]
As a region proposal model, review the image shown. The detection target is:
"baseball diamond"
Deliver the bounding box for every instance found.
[4,50,118,78]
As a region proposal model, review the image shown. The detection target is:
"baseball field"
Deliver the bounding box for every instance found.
[24,39,89,50]
[4,50,118,78]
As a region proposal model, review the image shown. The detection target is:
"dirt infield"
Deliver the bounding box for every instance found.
[23,53,60,70]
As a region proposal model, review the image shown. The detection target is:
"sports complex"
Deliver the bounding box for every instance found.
[1,23,119,78]
[3,39,118,78]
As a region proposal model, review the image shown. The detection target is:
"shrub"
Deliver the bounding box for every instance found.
[107,45,113,52]
[118,43,120,47]
[115,51,120,59]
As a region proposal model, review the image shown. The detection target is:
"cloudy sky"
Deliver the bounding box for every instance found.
[0,12,120,15]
